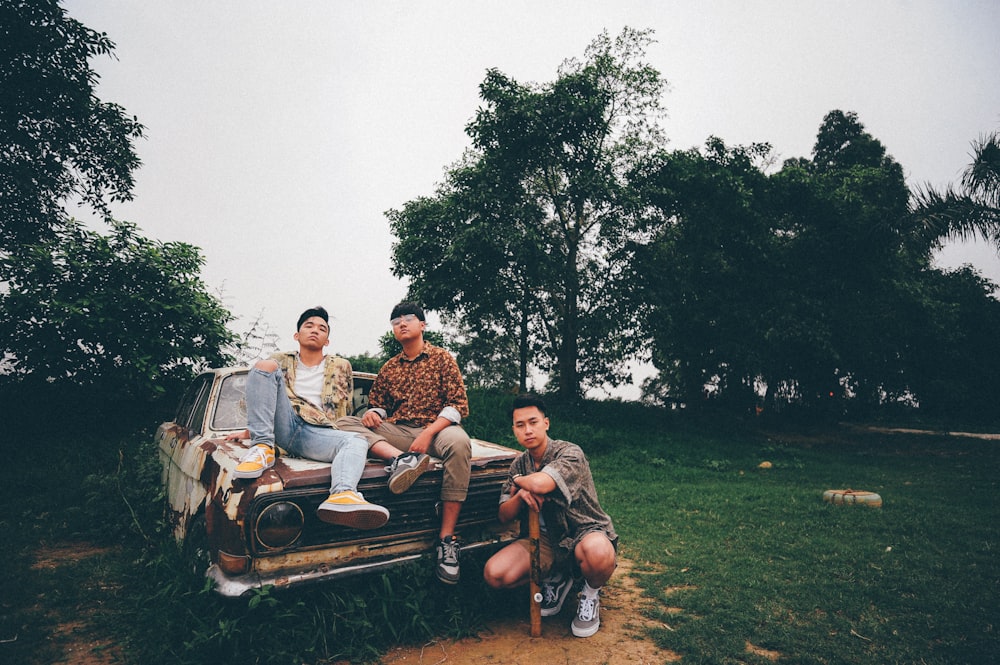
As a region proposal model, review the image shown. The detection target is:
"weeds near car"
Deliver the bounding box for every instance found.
[2,396,998,664]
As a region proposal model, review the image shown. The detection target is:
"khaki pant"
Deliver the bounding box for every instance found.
[336,416,471,502]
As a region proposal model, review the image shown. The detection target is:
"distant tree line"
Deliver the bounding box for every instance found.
[389,28,1000,420]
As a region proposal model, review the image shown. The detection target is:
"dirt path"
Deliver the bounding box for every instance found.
[372,558,680,665]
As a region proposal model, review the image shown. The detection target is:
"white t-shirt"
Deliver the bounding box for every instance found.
[295,357,325,408]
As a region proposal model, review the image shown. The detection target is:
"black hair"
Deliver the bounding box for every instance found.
[297,306,329,330]
[510,392,547,418]
[390,301,425,322]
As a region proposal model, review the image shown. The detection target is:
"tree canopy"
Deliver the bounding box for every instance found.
[634,112,1000,418]
[0,0,234,421]
[389,27,667,398]
[390,29,999,419]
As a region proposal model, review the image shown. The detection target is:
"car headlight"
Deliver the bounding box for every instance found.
[255,501,304,549]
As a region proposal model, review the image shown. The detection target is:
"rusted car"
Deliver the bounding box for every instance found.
[157,366,519,597]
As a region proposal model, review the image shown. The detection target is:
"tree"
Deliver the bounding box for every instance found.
[632,138,787,409]
[390,28,667,398]
[910,129,1000,255]
[636,111,927,414]
[0,1,234,423]
[0,218,234,399]
[1,0,144,249]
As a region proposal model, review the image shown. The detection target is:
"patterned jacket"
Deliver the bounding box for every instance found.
[272,351,353,427]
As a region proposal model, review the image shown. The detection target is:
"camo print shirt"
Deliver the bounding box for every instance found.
[272,351,353,427]
[500,437,617,555]
[368,342,469,427]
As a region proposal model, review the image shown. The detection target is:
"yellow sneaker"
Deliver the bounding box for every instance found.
[233,444,275,479]
[317,490,389,530]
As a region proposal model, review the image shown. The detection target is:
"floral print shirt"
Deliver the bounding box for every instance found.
[368,342,469,427]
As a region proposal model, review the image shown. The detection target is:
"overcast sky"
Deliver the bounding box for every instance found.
[63,0,1000,395]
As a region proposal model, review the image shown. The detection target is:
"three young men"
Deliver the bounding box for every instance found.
[232,303,617,637]
[483,393,618,638]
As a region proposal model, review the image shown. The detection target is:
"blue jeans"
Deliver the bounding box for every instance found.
[246,366,368,494]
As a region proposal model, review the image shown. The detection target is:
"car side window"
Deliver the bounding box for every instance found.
[175,374,213,434]
[352,376,373,416]
[213,372,248,431]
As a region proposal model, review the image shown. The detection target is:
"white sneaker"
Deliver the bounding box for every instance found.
[572,592,601,637]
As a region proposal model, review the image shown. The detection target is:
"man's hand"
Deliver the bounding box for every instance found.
[516,487,545,512]
[225,429,249,442]
[361,410,383,429]
[408,429,434,454]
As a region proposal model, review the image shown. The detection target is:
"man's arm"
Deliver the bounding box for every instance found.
[497,472,557,522]
[438,351,469,420]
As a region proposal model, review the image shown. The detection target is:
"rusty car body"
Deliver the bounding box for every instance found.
[157,366,519,597]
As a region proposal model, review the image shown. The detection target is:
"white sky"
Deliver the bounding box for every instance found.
[64,0,1000,394]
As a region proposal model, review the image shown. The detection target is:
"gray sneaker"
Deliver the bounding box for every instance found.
[571,592,601,637]
[385,452,431,494]
[540,571,573,616]
[436,535,461,584]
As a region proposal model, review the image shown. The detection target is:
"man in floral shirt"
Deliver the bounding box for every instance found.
[337,302,472,583]
[229,306,389,530]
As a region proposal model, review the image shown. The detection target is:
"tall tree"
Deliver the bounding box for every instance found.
[390,27,667,398]
[0,1,234,422]
[633,138,786,409]
[0,0,143,249]
[636,111,929,413]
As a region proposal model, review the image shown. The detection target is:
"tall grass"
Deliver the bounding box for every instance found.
[2,394,997,664]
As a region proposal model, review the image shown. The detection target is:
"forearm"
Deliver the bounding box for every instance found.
[513,471,556,495]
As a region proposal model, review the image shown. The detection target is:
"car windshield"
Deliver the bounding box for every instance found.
[212,372,248,431]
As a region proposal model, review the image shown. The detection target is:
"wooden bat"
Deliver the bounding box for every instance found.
[528,508,542,637]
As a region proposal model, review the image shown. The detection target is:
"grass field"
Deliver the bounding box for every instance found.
[2,394,997,664]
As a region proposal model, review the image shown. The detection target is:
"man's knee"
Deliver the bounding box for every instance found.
[434,427,471,459]
[254,358,280,372]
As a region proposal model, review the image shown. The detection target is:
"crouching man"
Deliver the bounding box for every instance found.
[483,393,617,637]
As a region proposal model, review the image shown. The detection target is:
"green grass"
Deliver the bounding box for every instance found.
[2,396,997,664]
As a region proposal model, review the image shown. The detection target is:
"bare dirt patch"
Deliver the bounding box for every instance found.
[32,542,122,665]
[374,557,681,665]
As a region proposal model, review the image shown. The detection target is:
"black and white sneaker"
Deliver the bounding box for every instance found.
[385,452,431,494]
[540,570,573,616]
[436,535,461,584]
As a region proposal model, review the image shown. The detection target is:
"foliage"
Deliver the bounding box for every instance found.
[389,27,668,398]
[0,0,235,422]
[910,129,1000,253]
[0,0,144,248]
[634,111,1000,419]
[225,308,280,367]
[0,219,235,415]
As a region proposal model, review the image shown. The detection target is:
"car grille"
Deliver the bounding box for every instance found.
[247,469,509,555]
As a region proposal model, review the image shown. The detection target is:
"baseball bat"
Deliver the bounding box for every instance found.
[528,508,542,637]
